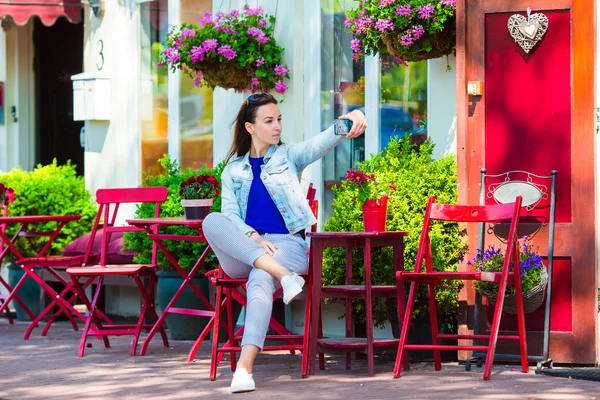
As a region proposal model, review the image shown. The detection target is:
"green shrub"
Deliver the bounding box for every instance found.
[322,138,467,326]
[123,155,223,271]
[0,160,97,260]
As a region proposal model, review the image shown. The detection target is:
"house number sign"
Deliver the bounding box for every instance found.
[508,8,549,54]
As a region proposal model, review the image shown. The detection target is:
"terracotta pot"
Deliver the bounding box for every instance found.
[362,196,388,232]
[181,198,213,220]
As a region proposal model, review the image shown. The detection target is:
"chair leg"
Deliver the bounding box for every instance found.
[396,280,410,372]
[318,307,324,371]
[72,276,110,357]
[427,282,442,371]
[226,287,237,372]
[394,281,418,378]
[210,285,223,381]
[512,252,529,374]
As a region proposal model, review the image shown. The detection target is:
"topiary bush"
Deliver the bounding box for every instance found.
[0,160,97,260]
[123,155,223,272]
[322,138,467,327]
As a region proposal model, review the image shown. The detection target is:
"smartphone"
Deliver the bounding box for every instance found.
[334,118,353,136]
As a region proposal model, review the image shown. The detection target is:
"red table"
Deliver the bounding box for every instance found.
[126,217,219,361]
[306,231,408,377]
[0,215,82,327]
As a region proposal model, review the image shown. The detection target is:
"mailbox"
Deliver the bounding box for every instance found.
[71,72,111,121]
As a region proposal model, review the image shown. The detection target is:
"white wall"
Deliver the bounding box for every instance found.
[428,55,457,159]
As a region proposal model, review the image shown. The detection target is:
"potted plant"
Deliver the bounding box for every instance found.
[343,168,397,232]
[159,5,291,94]
[180,174,220,220]
[469,236,548,314]
[0,160,97,321]
[0,182,15,209]
[346,0,457,66]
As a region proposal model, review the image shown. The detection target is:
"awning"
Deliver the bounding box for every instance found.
[0,0,81,27]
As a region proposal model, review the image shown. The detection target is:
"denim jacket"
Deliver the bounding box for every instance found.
[221,124,343,236]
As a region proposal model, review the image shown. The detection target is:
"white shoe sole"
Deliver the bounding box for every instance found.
[231,371,255,393]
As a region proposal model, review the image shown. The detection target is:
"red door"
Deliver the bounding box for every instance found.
[457,0,596,363]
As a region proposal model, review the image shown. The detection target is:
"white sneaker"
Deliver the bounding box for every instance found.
[281,273,305,305]
[231,367,255,393]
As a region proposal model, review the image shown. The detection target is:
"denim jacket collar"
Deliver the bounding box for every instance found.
[240,145,278,169]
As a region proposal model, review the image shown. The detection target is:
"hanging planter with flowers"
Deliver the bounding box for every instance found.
[159,5,290,94]
[346,0,457,66]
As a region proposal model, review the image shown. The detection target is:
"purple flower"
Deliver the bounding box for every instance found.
[197,11,213,26]
[229,9,239,18]
[412,25,425,39]
[244,6,264,16]
[375,18,394,33]
[417,3,435,19]
[354,17,374,34]
[251,77,260,86]
[203,39,218,53]
[256,57,265,66]
[157,61,163,68]
[400,33,413,46]
[441,0,456,5]
[174,38,182,49]
[193,70,203,88]
[351,38,362,52]
[396,5,411,17]
[180,28,196,39]
[275,80,288,94]
[344,17,353,28]
[190,46,205,63]
[247,27,269,44]
[216,25,236,34]
[164,47,180,64]
[215,11,225,21]
[274,65,290,76]
[258,19,268,27]
[217,44,237,60]
[378,0,395,6]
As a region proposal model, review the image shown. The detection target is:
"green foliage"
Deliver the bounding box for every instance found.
[123,155,223,271]
[0,160,97,260]
[346,0,456,64]
[322,138,467,326]
[160,6,290,94]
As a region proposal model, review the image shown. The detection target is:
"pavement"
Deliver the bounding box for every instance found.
[1,319,600,400]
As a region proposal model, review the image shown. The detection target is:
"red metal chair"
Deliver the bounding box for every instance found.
[393,195,527,380]
[206,183,322,380]
[66,187,170,357]
[0,204,16,323]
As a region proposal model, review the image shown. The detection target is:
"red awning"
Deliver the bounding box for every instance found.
[0,0,81,26]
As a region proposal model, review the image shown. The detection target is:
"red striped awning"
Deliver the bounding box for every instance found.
[0,0,81,26]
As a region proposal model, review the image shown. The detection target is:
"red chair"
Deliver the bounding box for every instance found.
[66,187,170,357]
[393,196,527,380]
[206,183,322,380]
[0,204,16,323]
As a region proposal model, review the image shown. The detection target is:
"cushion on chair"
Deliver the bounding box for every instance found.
[62,231,135,264]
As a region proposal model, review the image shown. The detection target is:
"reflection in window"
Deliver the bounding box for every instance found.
[321,0,365,183]
[180,0,213,170]
[380,61,427,150]
[140,0,168,176]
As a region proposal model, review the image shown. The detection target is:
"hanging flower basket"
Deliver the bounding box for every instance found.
[159,6,290,94]
[346,0,457,66]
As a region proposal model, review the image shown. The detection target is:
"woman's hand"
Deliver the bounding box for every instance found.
[250,232,278,256]
[339,109,367,139]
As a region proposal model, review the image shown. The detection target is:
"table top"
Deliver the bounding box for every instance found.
[0,215,81,224]
[127,217,204,228]
[307,231,407,239]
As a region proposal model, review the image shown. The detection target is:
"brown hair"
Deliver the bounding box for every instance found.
[224,93,280,165]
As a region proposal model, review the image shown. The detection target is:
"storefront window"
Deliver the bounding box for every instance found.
[379,61,427,150]
[180,0,213,170]
[321,0,364,184]
[140,0,169,176]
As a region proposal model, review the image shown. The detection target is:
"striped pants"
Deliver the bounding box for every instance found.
[202,212,309,350]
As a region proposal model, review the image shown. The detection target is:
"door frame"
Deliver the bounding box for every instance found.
[456,0,597,363]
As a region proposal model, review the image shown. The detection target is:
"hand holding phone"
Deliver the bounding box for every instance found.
[334,118,353,136]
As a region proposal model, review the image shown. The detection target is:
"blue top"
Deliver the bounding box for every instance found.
[245,157,288,235]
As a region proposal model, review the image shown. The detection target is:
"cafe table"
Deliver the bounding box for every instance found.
[305,231,409,377]
[126,217,221,361]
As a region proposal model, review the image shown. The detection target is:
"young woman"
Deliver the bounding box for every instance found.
[202,93,366,393]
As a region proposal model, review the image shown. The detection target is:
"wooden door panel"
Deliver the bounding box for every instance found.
[457,0,596,364]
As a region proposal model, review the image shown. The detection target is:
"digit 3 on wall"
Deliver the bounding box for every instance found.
[508,7,549,54]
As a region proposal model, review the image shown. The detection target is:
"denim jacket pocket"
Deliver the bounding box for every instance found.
[268,162,293,186]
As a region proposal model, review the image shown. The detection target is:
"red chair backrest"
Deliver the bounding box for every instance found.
[306,183,318,232]
[83,187,169,266]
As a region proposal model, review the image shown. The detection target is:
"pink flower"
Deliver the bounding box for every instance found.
[217,45,237,60]
[244,6,264,16]
[256,57,265,66]
[396,5,411,17]
[351,38,361,52]
[258,19,267,27]
[157,61,163,68]
[417,3,434,19]
[197,11,213,26]
[344,17,353,28]
[275,80,288,94]
[274,65,290,76]
[412,25,425,39]
[441,0,456,5]
[251,77,260,86]
[190,46,205,63]
[180,27,196,38]
[203,38,218,53]
[378,0,395,6]
[229,9,239,18]
[400,33,414,46]
[375,18,394,33]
